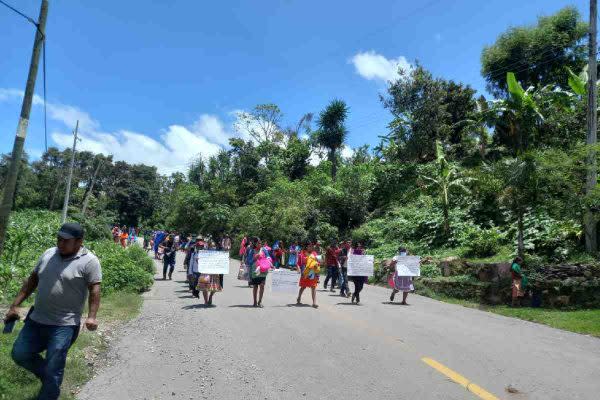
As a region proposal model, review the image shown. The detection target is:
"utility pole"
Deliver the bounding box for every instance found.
[0,0,49,257]
[585,0,598,254]
[61,120,79,224]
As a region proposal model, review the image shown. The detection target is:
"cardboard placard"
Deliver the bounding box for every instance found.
[196,250,230,274]
[347,254,374,277]
[271,269,300,293]
[395,256,421,277]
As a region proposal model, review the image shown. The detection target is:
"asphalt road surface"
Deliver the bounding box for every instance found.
[78,256,600,400]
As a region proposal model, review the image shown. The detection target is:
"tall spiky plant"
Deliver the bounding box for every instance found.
[316,100,349,180]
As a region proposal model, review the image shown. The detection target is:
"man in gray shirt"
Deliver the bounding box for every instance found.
[4,223,102,400]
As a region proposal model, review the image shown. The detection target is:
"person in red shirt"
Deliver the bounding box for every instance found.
[323,241,340,292]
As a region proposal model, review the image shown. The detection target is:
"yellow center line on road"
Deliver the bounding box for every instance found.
[421,358,500,400]
[319,303,501,400]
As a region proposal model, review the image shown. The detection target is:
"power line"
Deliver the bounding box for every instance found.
[0,0,36,25]
[483,44,588,79]
[0,0,48,152]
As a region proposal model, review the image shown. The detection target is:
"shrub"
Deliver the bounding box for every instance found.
[124,245,155,274]
[87,241,154,293]
[69,211,113,241]
[0,210,154,301]
[420,262,441,278]
[0,210,59,301]
[460,226,505,258]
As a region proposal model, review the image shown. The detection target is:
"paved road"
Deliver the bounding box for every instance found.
[78,256,600,400]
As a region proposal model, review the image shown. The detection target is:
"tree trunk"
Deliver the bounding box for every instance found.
[49,182,59,210]
[329,148,337,181]
[442,206,450,235]
[517,208,525,258]
[585,0,598,253]
[81,160,102,215]
[479,128,487,160]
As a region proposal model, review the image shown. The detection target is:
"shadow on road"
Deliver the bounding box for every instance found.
[232,285,253,288]
[335,302,361,306]
[182,304,214,310]
[228,304,257,308]
[178,295,195,299]
[381,302,410,306]
[285,303,312,308]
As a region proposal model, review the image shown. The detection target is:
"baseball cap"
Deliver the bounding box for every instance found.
[57,223,85,239]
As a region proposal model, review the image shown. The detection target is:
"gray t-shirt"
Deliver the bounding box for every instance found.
[30,246,102,326]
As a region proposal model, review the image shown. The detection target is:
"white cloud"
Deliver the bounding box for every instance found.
[341,145,354,159]
[350,51,411,83]
[308,145,355,166]
[1,87,237,175]
[0,88,24,102]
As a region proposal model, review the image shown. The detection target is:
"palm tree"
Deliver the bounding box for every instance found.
[315,100,349,180]
[421,141,471,235]
[454,95,494,159]
[490,154,538,257]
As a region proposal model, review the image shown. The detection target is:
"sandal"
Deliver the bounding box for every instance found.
[312,304,319,309]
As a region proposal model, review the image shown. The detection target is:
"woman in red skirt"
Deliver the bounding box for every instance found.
[296,244,320,308]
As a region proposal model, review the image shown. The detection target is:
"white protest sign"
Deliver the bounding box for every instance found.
[270,269,300,293]
[395,256,421,277]
[347,254,374,277]
[197,250,230,274]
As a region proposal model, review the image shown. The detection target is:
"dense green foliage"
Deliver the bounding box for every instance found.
[481,6,587,96]
[1,7,598,267]
[0,210,154,301]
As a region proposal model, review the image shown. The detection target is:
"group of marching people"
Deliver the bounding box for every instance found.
[111,225,139,248]
[237,237,415,308]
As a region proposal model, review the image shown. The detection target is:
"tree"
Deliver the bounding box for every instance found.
[315,99,349,180]
[454,95,494,159]
[107,162,161,226]
[481,6,587,97]
[420,141,471,235]
[492,72,545,154]
[491,153,539,257]
[442,81,477,158]
[234,104,284,165]
[280,136,311,181]
[382,65,476,161]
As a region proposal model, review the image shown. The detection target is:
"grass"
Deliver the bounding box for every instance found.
[418,288,600,338]
[0,291,143,400]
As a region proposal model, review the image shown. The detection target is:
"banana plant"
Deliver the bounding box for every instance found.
[420,141,471,235]
[566,65,591,96]
[492,72,544,154]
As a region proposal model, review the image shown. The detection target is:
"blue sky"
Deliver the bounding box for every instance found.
[0,0,590,173]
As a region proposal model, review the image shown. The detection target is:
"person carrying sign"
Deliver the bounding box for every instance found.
[388,247,415,305]
[349,242,367,304]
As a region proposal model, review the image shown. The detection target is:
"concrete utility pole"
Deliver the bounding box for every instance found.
[0,0,49,257]
[585,0,598,253]
[61,120,79,224]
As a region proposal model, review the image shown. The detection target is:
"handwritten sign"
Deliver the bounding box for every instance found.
[197,250,230,274]
[271,269,300,293]
[395,256,421,277]
[347,254,374,277]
